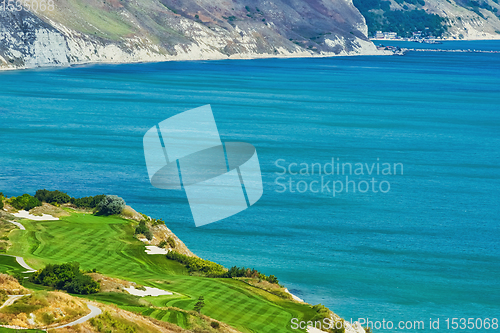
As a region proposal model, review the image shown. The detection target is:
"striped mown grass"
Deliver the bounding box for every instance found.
[6,213,315,332]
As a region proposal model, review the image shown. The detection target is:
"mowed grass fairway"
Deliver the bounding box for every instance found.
[0,255,27,276]
[7,213,314,332]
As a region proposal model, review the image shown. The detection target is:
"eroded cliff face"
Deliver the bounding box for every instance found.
[423,0,500,40]
[0,0,384,70]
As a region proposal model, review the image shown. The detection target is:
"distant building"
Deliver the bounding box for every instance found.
[374,31,398,39]
[384,32,398,39]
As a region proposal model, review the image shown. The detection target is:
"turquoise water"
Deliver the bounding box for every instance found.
[1,42,499,331]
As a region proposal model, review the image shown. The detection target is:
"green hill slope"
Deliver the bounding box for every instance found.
[5,212,318,333]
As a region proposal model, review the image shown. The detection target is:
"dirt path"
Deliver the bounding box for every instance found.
[1,220,102,330]
[52,303,102,329]
[0,254,37,273]
[0,294,30,310]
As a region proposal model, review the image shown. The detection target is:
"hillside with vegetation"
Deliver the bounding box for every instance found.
[0,0,383,70]
[353,0,500,39]
[0,190,358,333]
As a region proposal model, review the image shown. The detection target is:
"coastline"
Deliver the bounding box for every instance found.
[0,47,393,72]
[2,204,365,332]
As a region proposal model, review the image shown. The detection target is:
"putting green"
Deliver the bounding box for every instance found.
[6,213,314,332]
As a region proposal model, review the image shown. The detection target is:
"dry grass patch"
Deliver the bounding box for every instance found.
[120,205,143,221]
[236,277,293,300]
[150,225,197,257]
[0,273,29,295]
[29,203,71,218]
[52,303,188,333]
[88,273,132,293]
[0,291,89,329]
[0,219,15,253]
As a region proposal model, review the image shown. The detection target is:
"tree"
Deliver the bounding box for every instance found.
[194,296,205,313]
[71,194,105,209]
[10,194,42,211]
[96,195,125,215]
[35,189,71,204]
[29,262,99,295]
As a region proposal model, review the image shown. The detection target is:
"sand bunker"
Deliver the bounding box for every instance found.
[124,286,172,297]
[12,210,59,221]
[145,246,169,255]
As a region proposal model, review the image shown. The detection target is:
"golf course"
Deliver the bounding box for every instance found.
[1,209,320,332]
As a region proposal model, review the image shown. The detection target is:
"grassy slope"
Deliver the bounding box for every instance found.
[0,256,26,276]
[6,212,314,333]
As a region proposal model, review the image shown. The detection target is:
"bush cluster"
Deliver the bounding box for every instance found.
[9,194,42,211]
[166,251,227,277]
[0,192,4,210]
[35,189,71,204]
[159,237,176,249]
[135,221,153,240]
[311,304,345,333]
[34,189,106,209]
[226,266,279,284]
[166,252,282,283]
[140,214,165,227]
[29,262,99,295]
[71,194,106,209]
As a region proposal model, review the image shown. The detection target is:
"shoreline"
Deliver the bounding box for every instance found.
[3,37,500,72]
[0,48,393,72]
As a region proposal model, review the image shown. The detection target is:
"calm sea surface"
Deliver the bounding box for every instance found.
[1,41,499,331]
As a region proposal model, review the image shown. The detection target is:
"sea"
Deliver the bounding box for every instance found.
[1,40,499,332]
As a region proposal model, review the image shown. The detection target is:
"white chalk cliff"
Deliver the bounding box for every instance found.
[0,0,387,70]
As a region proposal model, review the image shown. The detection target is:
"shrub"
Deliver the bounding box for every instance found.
[150,218,165,226]
[167,236,176,248]
[35,189,71,204]
[226,266,280,284]
[70,194,105,209]
[29,262,99,295]
[12,273,24,286]
[9,194,42,211]
[211,321,220,329]
[97,195,125,215]
[135,220,149,234]
[159,237,175,248]
[166,251,226,277]
[144,230,153,241]
[0,196,3,210]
